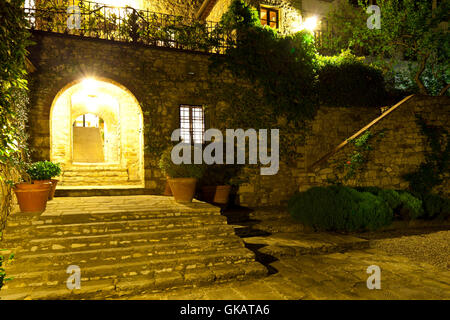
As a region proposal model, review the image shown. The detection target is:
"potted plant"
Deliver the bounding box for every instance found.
[13,162,52,214]
[159,147,205,203]
[26,161,61,200]
[199,164,240,205]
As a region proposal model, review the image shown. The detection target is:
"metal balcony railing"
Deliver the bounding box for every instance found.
[24,0,229,53]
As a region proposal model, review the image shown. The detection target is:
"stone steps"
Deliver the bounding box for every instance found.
[0,261,266,300]
[0,195,267,299]
[3,225,236,254]
[226,207,306,237]
[59,167,132,186]
[5,237,245,271]
[3,248,255,290]
[4,215,228,240]
[54,188,150,198]
[7,205,221,226]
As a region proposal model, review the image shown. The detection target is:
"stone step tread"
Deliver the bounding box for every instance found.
[0,261,267,300]
[4,248,256,287]
[2,226,236,251]
[62,172,129,177]
[7,207,221,225]
[59,181,133,186]
[4,215,227,238]
[6,237,245,270]
[62,167,129,172]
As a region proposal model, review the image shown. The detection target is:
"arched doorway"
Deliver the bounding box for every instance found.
[50,78,144,188]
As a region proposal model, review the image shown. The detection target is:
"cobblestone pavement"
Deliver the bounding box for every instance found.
[369,230,450,270]
[129,239,450,300]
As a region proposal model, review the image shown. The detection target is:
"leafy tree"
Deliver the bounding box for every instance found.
[322,0,449,95]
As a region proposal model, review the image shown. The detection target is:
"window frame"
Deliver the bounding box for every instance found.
[179,104,205,144]
[260,5,280,30]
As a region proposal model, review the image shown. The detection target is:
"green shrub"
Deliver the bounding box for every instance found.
[398,192,424,219]
[357,187,423,220]
[422,194,450,220]
[317,50,386,108]
[26,161,61,181]
[288,186,393,232]
[159,147,206,179]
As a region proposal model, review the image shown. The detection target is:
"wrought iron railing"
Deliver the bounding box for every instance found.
[24,0,229,53]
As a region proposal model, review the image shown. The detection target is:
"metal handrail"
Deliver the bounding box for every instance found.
[24,0,229,54]
[308,95,416,171]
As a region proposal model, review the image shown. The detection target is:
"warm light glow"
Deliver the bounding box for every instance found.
[81,78,98,90]
[291,21,302,33]
[303,16,318,32]
[96,0,137,8]
[290,15,318,33]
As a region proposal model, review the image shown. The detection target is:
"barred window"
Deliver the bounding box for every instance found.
[179,105,205,144]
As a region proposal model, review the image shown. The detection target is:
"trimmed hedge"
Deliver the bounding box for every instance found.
[288,186,393,232]
[288,186,449,232]
[357,187,424,220]
[422,193,450,220]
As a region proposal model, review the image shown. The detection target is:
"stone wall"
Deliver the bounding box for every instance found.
[26,31,450,208]
[27,31,228,191]
[235,106,380,207]
[303,96,450,197]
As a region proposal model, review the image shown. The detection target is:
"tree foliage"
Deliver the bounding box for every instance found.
[210,0,319,121]
[321,0,449,95]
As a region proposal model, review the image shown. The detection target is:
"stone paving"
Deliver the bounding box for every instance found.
[2,196,449,300]
[40,195,217,217]
[129,246,450,300]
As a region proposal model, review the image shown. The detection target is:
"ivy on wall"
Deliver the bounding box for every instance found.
[0,0,31,231]
[403,115,450,195]
[327,129,385,185]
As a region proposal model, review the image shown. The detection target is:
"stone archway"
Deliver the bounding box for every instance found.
[50,78,144,188]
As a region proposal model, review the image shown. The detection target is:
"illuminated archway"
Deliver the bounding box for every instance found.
[50,77,144,187]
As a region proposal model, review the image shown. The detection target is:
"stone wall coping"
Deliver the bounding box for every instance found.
[30,30,217,58]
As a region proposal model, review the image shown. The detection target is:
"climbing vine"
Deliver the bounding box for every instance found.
[403,115,450,195]
[329,130,385,184]
[0,0,31,231]
[209,0,319,122]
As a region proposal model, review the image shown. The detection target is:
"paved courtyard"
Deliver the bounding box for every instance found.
[2,195,448,300]
[130,230,450,300]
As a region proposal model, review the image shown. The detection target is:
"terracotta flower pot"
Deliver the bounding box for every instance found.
[14,182,52,214]
[49,179,59,200]
[168,178,197,203]
[32,179,53,199]
[213,185,231,204]
[163,176,172,196]
[200,185,216,203]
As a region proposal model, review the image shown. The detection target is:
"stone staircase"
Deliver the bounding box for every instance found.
[0,196,267,299]
[224,206,306,237]
[59,165,140,187]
